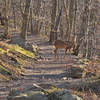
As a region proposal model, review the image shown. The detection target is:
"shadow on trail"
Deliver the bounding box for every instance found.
[24,72,67,80]
[24,66,66,71]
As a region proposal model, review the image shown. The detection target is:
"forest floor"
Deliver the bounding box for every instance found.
[0,35,100,100]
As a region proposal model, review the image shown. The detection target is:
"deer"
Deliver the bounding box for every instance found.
[53,37,75,58]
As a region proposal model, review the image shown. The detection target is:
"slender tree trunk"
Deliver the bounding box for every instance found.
[30,5,34,34]
[57,0,63,39]
[54,8,62,40]
[72,0,77,35]
[59,18,64,39]
[3,0,9,37]
[20,0,31,39]
[33,0,41,35]
[11,1,16,29]
[69,0,74,36]
[49,0,57,44]
[62,0,70,41]
[87,0,96,59]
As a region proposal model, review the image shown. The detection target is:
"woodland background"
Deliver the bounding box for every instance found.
[0,0,100,100]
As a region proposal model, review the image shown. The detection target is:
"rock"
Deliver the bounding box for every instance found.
[70,95,83,100]
[65,66,96,78]
[48,89,83,100]
[62,93,83,100]
[7,87,83,100]
[25,42,33,52]
[85,72,96,78]
[7,91,48,100]
[65,67,84,78]
[25,42,38,53]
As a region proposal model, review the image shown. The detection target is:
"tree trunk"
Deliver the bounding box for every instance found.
[73,0,89,56]
[30,5,34,34]
[82,0,90,57]
[69,0,74,36]
[11,1,16,29]
[62,0,70,41]
[49,0,57,44]
[3,0,9,37]
[72,0,77,35]
[33,0,41,35]
[87,0,96,59]
[59,18,64,39]
[54,8,62,41]
[20,0,31,39]
[58,0,64,39]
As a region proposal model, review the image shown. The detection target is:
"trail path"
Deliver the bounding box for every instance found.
[0,36,79,100]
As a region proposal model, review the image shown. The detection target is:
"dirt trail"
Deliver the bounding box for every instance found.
[0,36,78,100]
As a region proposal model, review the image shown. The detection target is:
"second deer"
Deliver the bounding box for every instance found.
[53,37,75,58]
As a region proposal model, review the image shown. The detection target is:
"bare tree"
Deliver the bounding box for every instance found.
[33,0,41,35]
[20,0,31,39]
[2,0,9,38]
[62,0,70,41]
[69,0,74,36]
[49,0,57,44]
[11,0,16,29]
[73,0,89,56]
[87,0,97,58]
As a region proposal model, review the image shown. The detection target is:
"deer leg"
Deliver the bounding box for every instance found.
[69,48,72,59]
[54,48,58,58]
[64,48,67,58]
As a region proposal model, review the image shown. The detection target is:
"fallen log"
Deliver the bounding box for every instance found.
[56,76,100,93]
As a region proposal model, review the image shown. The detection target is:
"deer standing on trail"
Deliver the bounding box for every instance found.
[53,37,75,58]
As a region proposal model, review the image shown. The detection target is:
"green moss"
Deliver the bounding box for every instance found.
[11,45,35,58]
[43,86,58,95]
[47,87,58,94]
[0,42,39,80]
[0,48,7,54]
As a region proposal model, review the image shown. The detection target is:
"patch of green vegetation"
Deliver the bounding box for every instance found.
[11,45,35,58]
[79,58,90,65]
[43,86,58,95]
[0,42,39,80]
[47,86,58,94]
[16,57,25,65]
[0,48,7,54]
